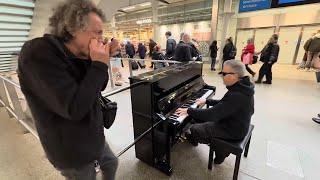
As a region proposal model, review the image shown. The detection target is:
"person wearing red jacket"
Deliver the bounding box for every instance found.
[241,38,256,77]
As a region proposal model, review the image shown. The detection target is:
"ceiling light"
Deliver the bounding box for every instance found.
[122,6,136,11]
[140,2,151,7]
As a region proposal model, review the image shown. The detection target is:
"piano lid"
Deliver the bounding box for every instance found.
[129,62,203,83]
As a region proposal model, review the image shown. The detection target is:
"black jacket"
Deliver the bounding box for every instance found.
[187,77,254,140]
[166,37,176,58]
[174,41,193,62]
[137,44,147,58]
[149,40,157,56]
[189,43,202,61]
[125,43,135,57]
[18,34,108,169]
[223,42,234,61]
[210,44,218,58]
[260,43,280,63]
[308,35,320,52]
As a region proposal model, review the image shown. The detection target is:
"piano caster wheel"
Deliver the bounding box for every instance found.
[155,160,173,176]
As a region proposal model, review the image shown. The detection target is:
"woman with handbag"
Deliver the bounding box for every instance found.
[241,38,256,77]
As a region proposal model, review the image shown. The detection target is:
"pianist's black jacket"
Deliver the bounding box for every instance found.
[17,34,109,169]
[187,76,254,139]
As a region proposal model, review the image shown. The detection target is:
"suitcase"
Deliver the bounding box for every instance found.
[131,60,139,70]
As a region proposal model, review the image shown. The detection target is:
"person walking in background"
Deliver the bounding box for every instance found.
[305,30,320,71]
[109,38,123,86]
[222,37,236,69]
[209,40,218,71]
[174,33,193,62]
[125,41,135,59]
[241,38,256,77]
[189,39,202,61]
[137,42,146,69]
[165,31,176,60]
[255,34,280,84]
[148,39,157,68]
[297,33,315,70]
[152,45,167,70]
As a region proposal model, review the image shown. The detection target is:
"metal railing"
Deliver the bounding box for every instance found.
[0,75,39,140]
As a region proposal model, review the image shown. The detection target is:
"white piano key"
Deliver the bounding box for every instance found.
[174,89,214,123]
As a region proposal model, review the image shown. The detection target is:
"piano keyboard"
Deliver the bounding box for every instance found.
[168,89,214,123]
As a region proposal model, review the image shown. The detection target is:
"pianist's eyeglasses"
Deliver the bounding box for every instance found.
[220,72,235,76]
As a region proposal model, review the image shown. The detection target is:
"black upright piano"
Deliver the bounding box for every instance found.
[129,62,216,175]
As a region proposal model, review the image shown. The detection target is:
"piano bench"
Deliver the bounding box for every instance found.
[208,124,254,180]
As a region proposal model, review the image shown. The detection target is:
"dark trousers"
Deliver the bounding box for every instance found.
[190,122,231,158]
[149,52,154,68]
[257,62,274,82]
[138,56,145,68]
[211,57,216,70]
[58,143,118,180]
[245,64,255,75]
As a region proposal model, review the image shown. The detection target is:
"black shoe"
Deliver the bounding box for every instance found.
[263,81,272,84]
[214,156,226,165]
[185,133,198,146]
[312,117,320,124]
[255,80,261,84]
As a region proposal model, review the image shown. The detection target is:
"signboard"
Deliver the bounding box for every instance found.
[239,0,320,13]
[275,0,319,7]
[239,0,271,12]
[278,0,304,4]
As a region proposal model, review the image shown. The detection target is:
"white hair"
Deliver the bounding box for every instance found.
[224,60,246,77]
[182,33,190,43]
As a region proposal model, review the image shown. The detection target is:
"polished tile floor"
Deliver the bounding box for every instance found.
[0,63,320,180]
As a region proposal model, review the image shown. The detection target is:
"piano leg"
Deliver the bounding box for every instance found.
[155,122,173,176]
[166,124,171,165]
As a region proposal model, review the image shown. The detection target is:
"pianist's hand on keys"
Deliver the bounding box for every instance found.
[175,98,206,117]
[175,108,188,116]
[195,98,206,106]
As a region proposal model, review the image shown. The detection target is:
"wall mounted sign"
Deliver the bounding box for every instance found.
[239,0,319,13]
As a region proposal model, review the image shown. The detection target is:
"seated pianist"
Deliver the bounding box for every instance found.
[175,60,255,164]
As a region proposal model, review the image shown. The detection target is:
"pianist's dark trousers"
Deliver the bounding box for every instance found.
[190,122,230,158]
